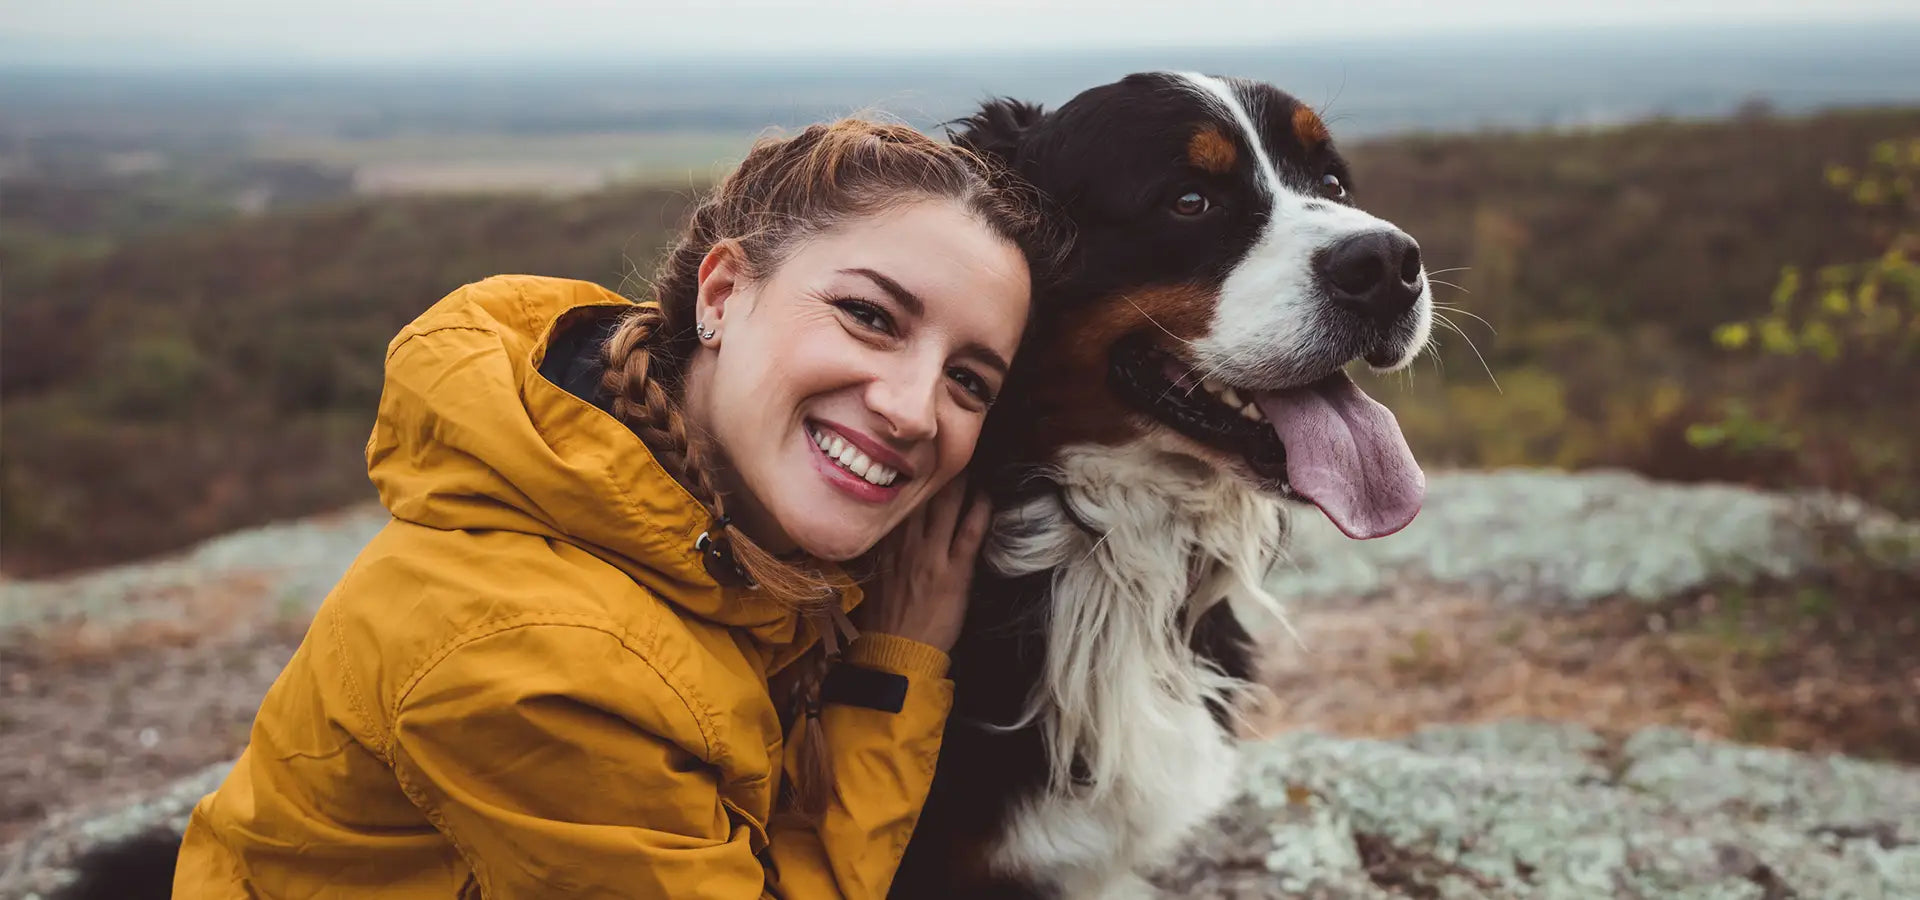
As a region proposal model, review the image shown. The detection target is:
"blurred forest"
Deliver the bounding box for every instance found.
[3,107,1918,575]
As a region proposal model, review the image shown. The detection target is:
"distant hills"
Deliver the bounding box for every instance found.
[4,107,1917,574]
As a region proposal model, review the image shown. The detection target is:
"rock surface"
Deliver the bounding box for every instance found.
[1160,721,1920,899]
[1269,469,1920,606]
[6,471,1920,897]
[7,723,1917,899]
[0,504,388,636]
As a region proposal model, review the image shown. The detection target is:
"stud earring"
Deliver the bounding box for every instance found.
[697,321,717,342]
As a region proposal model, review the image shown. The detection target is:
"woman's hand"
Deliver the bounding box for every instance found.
[854,476,992,653]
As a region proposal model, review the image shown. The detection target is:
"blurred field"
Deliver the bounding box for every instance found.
[5,105,1917,575]
[253,130,753,193]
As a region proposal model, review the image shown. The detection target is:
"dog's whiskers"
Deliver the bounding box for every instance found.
[1126,297,1198,347]
[1432,311,1501,393]
[1432,302,1497,335]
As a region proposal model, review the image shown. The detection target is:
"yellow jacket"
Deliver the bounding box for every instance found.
[174,275,953,898]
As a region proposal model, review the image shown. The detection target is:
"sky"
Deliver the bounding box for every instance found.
[7,0,1920,67]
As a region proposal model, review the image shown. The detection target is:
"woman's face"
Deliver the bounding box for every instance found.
[687,199,1032,561]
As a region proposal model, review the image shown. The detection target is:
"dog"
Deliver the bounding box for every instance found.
[889,72,1431,898]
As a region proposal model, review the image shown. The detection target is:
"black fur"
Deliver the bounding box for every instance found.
[946,97,1049,166]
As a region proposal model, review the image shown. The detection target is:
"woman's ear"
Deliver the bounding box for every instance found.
[694,240,748,340]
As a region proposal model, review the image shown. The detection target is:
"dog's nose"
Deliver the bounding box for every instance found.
[1318,230,1423,323]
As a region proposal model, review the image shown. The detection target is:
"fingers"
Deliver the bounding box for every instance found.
[949,492,993,561]
[920,475,969,547]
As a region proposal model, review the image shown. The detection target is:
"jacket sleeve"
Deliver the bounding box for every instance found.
[387,620,952,900]
[390,620,770,899]
[763,633,954,899]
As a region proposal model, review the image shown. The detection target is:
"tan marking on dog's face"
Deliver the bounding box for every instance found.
[1007,285,1220,457]
[1187,126,1238,174]
[1291,105,1329,147]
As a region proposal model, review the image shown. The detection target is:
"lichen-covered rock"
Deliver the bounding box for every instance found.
[0,762,227,900]
[0,504,387,636]
[1269,469,1920,606]
[6,723,1916,899]
[1160,721,1920,899]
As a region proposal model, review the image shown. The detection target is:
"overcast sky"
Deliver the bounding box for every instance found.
[7,0,1919,66]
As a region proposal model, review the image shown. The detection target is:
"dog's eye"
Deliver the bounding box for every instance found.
[1172,190,1211,216]
[1320,174,1347,199]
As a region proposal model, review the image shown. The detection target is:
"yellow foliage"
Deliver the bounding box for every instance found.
[1713,322,1751,349]
[1759,317,1798,354]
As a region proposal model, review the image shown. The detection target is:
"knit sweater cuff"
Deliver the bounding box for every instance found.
[844,633,951,679]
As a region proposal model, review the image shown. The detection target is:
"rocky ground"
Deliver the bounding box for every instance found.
[1164,721,1920,898]
[3,469,1918,898]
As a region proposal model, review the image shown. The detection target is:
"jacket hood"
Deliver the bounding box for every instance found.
[366,274,844,645]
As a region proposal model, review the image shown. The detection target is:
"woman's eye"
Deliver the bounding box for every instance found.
[947,366,995,405]
[834,298,894,335]
[1172,190,1211,217]
[1320,173,1347,199]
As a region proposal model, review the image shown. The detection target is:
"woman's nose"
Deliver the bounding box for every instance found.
[866,367,940,442]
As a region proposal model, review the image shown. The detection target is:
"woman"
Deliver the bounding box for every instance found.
[171,120,1057,898]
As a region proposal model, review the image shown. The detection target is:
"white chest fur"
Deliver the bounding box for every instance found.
[980,438,1286,897]
[992,696,1242,898]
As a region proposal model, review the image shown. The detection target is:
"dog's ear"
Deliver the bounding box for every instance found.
[947,98,1048,169]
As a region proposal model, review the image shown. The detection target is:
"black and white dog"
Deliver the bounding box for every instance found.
[892,72,1431,898]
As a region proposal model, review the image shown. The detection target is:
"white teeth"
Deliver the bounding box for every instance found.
[808,426,900,487]
[1196,378,1265,422]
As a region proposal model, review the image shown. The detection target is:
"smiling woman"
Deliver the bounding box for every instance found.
[159,120,1064,899]
[685,202,1032,565]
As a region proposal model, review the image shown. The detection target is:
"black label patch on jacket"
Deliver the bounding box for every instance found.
[821,664,909,714]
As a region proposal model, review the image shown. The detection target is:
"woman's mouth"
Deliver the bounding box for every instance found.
[806,422,907,501]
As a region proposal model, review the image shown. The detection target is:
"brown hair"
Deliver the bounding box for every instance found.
[600,119,1059,609]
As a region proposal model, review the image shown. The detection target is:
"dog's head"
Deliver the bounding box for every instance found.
[959,72,1429,539]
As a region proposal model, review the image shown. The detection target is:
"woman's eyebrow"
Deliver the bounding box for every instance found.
[963,345,1011,376]
[839,266,1007,374]
[839,267,923,318]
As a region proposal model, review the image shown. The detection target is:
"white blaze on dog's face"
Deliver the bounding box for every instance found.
[962,72,1431,540]
[1174,73,1433,383]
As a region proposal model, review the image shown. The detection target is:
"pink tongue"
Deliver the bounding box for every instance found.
[1252,372,1424,540]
